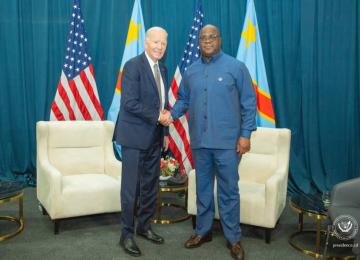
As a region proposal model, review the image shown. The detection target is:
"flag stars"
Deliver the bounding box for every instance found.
[62,3,93,79]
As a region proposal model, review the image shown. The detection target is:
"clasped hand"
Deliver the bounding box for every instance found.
[159,109,173,126]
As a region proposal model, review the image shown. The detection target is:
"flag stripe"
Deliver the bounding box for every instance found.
[68,78,92,120]
[253,81,275,121]
[82,67,103,119]
[50,101,65,121]
[115,70,122,94]
[58,76,76,120]
[60,71,82,120]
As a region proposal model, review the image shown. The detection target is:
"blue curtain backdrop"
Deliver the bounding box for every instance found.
[0,0,359,194]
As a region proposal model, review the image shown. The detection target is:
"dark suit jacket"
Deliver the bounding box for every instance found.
[114,52,169,150]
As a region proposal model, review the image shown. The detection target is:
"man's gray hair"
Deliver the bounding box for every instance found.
[145,27,168,39]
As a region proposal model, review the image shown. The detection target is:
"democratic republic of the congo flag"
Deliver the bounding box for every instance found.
[236,0,276,127]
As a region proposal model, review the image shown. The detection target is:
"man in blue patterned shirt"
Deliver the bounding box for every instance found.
[165,24,256,260]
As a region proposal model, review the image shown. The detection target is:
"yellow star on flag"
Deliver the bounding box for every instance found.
[241,19,256,48]
[125,19,141,46]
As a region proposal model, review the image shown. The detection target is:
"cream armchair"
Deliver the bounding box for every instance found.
[187,127,291,243]
[36,121,122,234]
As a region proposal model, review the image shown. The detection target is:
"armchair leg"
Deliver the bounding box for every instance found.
[54,220,60,235]
[191,215,196,230]
[265,228,272,244]
[39,203,48,216]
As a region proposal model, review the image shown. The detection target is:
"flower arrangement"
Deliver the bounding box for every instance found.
[160,156,180,179]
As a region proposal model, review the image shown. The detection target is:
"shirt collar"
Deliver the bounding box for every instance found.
[145,51,158,68]
[201,50,223,64]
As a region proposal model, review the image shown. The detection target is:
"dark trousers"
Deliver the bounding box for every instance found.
[120,141,161,239]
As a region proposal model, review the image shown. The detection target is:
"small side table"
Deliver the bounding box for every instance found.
[152,182,191,224]
[289,194,328,258]
[0,181,24,241]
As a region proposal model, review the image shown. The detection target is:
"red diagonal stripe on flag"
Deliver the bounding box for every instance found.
[68,79,92,120]
[51,101,65,121]
[253,82,275,121]
[80,66,103,119]
[58,80,76,120]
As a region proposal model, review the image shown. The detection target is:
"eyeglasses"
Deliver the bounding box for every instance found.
[199,34,219,42]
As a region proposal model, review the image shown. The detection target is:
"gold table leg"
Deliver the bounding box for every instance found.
[0,192,24,241]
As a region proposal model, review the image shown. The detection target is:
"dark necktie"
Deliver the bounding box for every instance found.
[153,63,162,110]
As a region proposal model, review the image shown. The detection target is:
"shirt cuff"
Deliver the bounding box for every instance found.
[240,129,252,139]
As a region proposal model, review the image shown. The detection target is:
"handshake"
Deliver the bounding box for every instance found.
[159,109,173,126]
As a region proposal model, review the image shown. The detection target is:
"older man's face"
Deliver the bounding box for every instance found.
[145,29,167,62]
[199,26,221,59]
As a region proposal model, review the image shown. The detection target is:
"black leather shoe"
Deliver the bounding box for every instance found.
[119,237,141,257]
[184,233,212,248]
[136,229,164,244]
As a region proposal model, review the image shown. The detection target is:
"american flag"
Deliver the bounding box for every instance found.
[50,0,103,121]
[168,0,204,173]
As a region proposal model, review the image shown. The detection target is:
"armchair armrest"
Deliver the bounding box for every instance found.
[264,169,288,225]
[37,160,62,218]
[105,157,122,180]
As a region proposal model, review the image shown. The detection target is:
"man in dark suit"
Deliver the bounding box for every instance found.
[114,27,169,257]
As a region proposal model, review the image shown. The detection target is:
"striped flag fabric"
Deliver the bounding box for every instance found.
[236,0,276,127]
[107,0,145,158]
[107,0,145,124]
[50,0,103,121]
[168,0,204,174]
